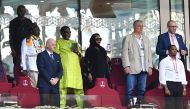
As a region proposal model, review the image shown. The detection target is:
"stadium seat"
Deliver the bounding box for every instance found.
[146,68,159,90]
[110,58,125,87]
[110,58,126,105]
[0,65,12,94]
[183,70,190,109]
[144,85,165,109]
[0,65,8,82]
[86,78,125,109]
[10,76,40,108]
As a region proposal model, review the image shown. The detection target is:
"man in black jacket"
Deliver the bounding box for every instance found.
[9,5,32,81]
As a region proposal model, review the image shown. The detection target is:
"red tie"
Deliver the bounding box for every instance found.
[171,34,175,45]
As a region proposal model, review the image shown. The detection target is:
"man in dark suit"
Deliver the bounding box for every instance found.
[156,20,188,64]
[37,38,63,107]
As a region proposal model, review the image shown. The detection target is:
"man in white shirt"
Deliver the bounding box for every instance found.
[21,23,44,87]
[159,45,187,109]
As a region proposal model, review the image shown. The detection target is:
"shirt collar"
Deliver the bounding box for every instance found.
[168,32,175,37]
[167,55,178,60]
[46,50,53,55]
[134,34,143,40]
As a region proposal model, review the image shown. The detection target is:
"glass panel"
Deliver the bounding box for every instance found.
[0,0,79,77]
[81,0,160,68]
[170,0,184,37]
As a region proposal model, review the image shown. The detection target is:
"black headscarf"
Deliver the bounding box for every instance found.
[89,33,100,47]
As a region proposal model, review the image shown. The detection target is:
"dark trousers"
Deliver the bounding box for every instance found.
[13,56,26,82]
[39,88,60,107]
[165,81,183,109]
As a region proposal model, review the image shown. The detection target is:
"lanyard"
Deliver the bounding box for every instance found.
[172,59,178,73]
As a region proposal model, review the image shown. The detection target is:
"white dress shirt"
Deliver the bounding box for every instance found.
[135,35,146,71]
[21,38,44,71]
[159,55,187,85]
[47,50,54,58]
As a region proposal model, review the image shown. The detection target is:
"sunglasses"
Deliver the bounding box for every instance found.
[64,31,71,33]
[95,38,102,41]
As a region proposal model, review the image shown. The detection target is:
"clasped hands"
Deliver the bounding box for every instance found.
[50,77,59,85]
[181,49,187,56]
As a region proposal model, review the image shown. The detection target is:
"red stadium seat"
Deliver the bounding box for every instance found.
[0,83,12,94]
[183,70,190,109]
[86,78,125,109]
[110,58,126,105]
[115,85,126,106]
[110,58,125,87]
[0,66,12,94]
[146,68,159,90]
[10,76,40,108]
[144,85,165,109]
[0,65,8,82]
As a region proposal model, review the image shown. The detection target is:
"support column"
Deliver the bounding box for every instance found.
[184,0,190,70]
[159,0,170,34]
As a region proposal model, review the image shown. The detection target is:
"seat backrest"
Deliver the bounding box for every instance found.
[110,58,125,86]
[17,76,32,87]
[10,76,40,108]
[0,64,12,94]
[111,58,122,66]
[0,82,12,94]
[86,78,123,108]
[0,65,8,82]
[144,85,165,109]
[146,68,159,90]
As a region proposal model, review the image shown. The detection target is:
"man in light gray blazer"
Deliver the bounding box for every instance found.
[122,20,153,108]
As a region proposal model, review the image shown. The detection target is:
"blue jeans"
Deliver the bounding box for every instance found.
[126,71,147,104]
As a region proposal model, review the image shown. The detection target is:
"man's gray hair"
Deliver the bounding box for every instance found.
[133,20,143,27]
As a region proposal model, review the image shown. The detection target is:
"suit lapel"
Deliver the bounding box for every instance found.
[143,36,147,51]
[166,33,171,46]
[131,34,140,55]
[44,50,57,73]
[44,50,54,65]
[175,34,181,47]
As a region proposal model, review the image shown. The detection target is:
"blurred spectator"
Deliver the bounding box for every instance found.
[84,33,111,89]
[159,45,187,109]
[55,26,84,108]
[122,20,152,108]
[9,5,32,81]
[20,23,44,87]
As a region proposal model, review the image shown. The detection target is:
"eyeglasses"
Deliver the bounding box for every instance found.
[95,38,102,41]
[168,26,177,28]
